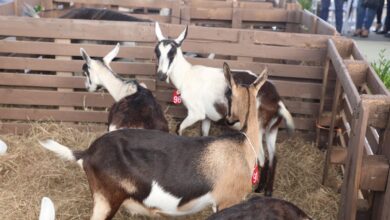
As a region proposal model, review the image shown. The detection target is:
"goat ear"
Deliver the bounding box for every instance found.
[223,62,236,88]
[103,43,120,65]
[174,25,188,46]
[80,48,92,64]
[252,67,268,92]
[155,22,165,41]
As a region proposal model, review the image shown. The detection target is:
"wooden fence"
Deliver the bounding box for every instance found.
[319,39,390,220]
[0,14,388,219]
[0,15,330,134]
[0,0,337,35]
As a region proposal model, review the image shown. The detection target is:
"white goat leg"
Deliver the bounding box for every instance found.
[179,112,204,136]
[201,119,211,136]
[266,128,278,165]
[258,130,265,166]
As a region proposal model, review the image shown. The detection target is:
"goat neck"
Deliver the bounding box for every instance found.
[168,48,192,91]
[99,66,132,102]
[241,87,261,167]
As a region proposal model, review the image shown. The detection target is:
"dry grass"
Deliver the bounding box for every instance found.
[0,120,341,220]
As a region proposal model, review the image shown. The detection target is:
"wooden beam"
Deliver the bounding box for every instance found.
[360,155,389,191]
[328,39,361,109]
[343,60,368,86]
[338,100,370,220]
[323,79,342,184]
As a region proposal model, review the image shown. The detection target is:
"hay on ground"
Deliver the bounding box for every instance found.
[0,119,341,219]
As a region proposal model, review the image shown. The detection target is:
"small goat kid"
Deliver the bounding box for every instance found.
[155,23,294,195]
[39,64,267,219]
[80,44,168,132]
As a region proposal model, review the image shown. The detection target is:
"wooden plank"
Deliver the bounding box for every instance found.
[183,42,326,62]
[316,57,330,147]
[0,40,155,59]
[0,88,114,107]
[322,79,342,184]
[54,0,179,8]
[0,57,156,76]
[187,58,325,80]
[156,90,320,115]
[301,10,316,34]
[328,39,361,109]
[55,38,73,111]
[0,122,106,134]
[0,108,108,123]
[360,155,389,191]
[366,127,379,154]
[316,18,337,35]
[338,100,370,220]
[0,72,156,91]
[253,30,332,48]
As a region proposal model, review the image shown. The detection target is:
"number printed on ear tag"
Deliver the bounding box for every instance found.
[172,90,182,105]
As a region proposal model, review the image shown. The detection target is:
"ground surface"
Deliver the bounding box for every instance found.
[0,120,341,220]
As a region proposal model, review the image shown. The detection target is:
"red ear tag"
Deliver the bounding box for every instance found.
[251,162,260,191]
[172,90,182,105]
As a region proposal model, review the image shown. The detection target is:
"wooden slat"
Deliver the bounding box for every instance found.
[0,88,114,107]
[0,57,155,76]
[329,146,347,164]
[0,40,155,59]
[328,39,361,108]
[0,1,15,16]
[54,0,179,8]
[0,108,108,123]
[316,18,337,35]
[187,58,325,80]
[0,72,156,91]
[253,30,332,48]
[301,10,316,34]
[183,42,326,62]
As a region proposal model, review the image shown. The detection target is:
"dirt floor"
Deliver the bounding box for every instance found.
[0,119,341,220]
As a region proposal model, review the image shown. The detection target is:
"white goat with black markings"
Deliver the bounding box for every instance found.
[80,44,168,132]
[155,23,294,196]
[39,64,267,219]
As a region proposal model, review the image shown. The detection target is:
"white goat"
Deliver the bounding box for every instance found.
[154,22,294,196]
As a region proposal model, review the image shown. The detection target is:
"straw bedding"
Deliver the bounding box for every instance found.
[0,119,341,220]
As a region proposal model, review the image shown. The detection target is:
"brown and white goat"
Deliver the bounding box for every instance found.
[80,44,168,132]
[39,63,267,219]
[207,196,312,220]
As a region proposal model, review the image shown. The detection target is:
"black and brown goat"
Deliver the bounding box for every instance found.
[81,44,168,132]
[207,196,312,220]
[39,63,267,219]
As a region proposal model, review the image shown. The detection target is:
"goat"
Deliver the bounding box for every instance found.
[155,23,294,196]
[207,196,312,220]
[80,44,168,132]
[39,63,267,219]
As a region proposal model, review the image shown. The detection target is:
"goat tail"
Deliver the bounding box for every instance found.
[23,3,41,18]
[278,101,295,135]
[39,139,84,164]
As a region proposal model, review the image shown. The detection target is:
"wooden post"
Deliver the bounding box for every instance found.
[372,104,390,220]
[180,1,191,25]
[236,31,254,62]
[55,39,74,111]
[316,57,330,147]
[232,1,242,29]
[170,0,181,24]
[338,99,370,220]
[322,78,342,184]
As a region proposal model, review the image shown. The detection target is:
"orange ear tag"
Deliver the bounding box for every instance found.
[172,90,182,105]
